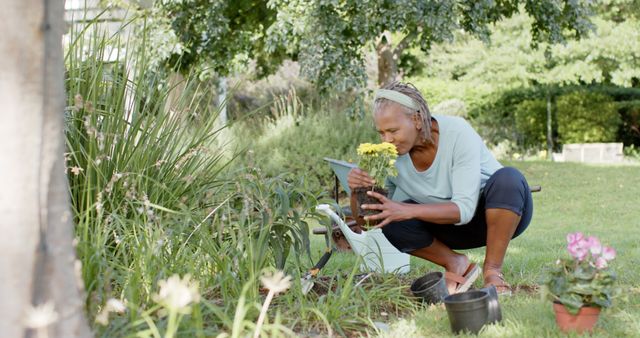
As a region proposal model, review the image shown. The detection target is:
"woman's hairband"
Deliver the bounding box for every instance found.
[374,89,419,111]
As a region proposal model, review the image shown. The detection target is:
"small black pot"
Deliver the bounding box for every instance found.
[444,290,489,334]
[410,271,449,305]
[478,285,502,324]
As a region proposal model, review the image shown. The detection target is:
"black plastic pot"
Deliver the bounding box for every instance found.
[444,290,489,334]
[478,285,502,323]
[410,271,449,304]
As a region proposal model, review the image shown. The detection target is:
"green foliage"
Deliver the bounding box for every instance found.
[513,98,550,150]
[408,7,640,152]
[617,100,640,145]
[412,9,639,97]
[232,97,379,194]
[224,168,319,270]
[134,0,595,92]
[473,85,640,151]
[157,0,283,76]
[556,91,619,143]
[266,0,593,92]
[64,23,323,336]
[542,250,618,315]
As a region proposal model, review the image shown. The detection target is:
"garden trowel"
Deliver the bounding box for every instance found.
[301,248,333,295]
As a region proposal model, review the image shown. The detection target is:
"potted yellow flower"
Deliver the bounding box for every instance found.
[354,142,398,216]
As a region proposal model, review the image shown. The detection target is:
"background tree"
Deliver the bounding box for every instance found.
[407,1,639,152]
[0,1,90,336]
[146,0,594,93]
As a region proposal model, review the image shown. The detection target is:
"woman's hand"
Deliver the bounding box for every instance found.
[361,191,412,228]
[347,168,375,190]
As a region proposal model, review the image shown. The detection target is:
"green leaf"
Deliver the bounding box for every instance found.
[558,294,584,314]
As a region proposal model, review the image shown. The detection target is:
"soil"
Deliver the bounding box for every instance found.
[353,186,388,216]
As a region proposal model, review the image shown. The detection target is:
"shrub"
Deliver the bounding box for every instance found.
[513,98,551,151]
[556,91,619,144]
[232,96,379,195]
[617,100,640,146]
[473,85,640,151]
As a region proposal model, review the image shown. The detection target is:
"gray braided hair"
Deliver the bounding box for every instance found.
[373,81,433,143]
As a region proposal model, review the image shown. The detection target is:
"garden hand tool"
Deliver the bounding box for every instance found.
[301,248,333,295]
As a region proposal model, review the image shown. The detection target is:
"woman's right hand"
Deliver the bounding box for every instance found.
[347,168,375,190]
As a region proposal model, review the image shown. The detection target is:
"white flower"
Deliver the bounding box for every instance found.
[95,298,126,326]
[260,270,292,294]
[106,299,126,313]
[153,274,200,313]
[24,301,58,329]
[95,310,109,326]
[69,166,84,176]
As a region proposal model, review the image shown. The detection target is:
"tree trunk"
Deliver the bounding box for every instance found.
[218,76,228,125]
[376,32,417,87]
[376,35,398,86]
[546,91,554,160]
[0,1,91,337]
[163,71,187,117]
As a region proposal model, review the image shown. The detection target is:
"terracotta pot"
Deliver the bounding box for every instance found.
[553,302,601,333]
[353,186,388,216]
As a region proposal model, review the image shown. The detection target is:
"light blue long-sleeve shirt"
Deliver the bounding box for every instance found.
[386,115,502,225]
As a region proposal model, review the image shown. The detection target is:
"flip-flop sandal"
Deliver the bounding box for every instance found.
[445,262,480,294]
[484,270,512,296]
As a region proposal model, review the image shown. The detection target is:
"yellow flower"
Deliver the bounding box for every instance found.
[356,142,398,188]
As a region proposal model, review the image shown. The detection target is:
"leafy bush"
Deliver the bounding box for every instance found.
[617,100,640,146]
[556,91,619,143]
[471,86,551,151]
[473,85,640,151]
[232,96,379,195]
[513,98,550,151]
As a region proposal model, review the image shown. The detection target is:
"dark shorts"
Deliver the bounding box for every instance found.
[381,167,533,251]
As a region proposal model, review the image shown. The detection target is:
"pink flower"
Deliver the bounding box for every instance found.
[595,257,608,269]
[566,232,584,245]
[602,246,616,261]
[586,236,602,256]
[568,240,588,261]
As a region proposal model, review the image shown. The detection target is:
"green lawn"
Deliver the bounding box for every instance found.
[305,161,640,337]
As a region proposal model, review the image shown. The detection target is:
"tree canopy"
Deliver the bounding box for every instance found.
[408,0,639,107]
[150,0,595,92]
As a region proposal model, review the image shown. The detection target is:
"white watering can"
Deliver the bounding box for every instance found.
[316,204,410,274]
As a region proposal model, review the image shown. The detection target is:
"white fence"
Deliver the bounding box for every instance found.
[559,143,624,163]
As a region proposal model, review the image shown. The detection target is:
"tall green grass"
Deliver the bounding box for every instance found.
[63,14,411,337]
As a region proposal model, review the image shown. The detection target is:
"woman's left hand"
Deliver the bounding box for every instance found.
[361,191,412,228]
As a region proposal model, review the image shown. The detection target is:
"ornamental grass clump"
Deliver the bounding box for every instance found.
[543,232,618,314]
[356,142,398,189]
